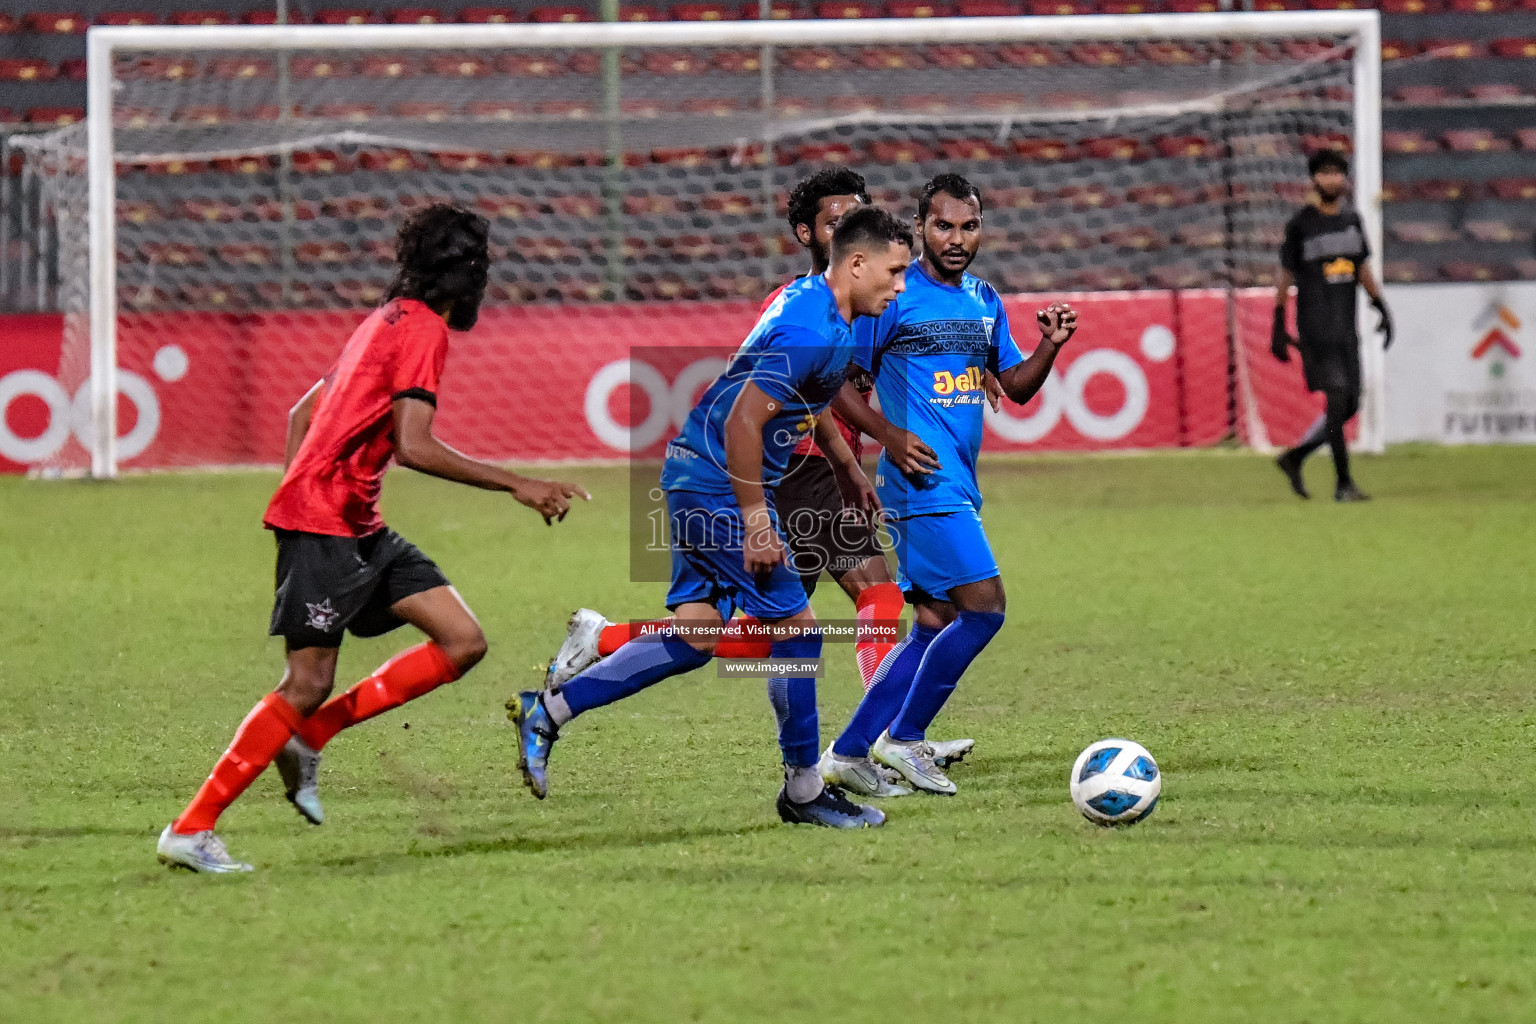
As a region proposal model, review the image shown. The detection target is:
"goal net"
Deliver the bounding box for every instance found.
[18,12,1382,476]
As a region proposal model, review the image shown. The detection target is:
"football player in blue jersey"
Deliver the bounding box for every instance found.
[510,206,916,828]
[824,173,1078,795]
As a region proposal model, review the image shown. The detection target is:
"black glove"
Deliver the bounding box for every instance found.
[1372,296,1394,350]
[1270,307,1293,363]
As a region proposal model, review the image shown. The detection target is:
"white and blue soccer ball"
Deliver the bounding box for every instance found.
[1070,738,1161,827]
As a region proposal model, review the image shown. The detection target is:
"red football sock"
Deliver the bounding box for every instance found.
[172,692,303,835]
[715,617,771,659]
[298,642,460,751]
[855,583,906,691]
[598,620,665,656]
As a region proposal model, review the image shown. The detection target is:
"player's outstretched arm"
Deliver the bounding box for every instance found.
[723,381,788,574]
[997,301,1078,405]
[284,380,324,470]
[813,413,879,521]
[392,396,589,524]
[829,382,940,476]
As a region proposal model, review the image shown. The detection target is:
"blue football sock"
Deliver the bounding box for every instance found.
[832,622,941,759]
[766,632,822,768]
[559,630,711,719]
[888,611,1004,743]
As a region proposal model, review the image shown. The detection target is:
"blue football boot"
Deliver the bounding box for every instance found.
[508,691,559,799]
[776,784,886,829]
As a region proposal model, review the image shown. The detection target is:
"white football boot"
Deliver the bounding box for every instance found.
[872,732,957,796]
[929,737,976,769]
[274,735,324,825]
[818,747,914,798]
[545,608,612,689]
[156,824,254,873]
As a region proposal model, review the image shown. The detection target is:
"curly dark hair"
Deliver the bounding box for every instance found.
[917,172,983,221]
[1307,148,1350,176]
[384,203,491,331]
[786,167,870,232]
[830,204,914,260]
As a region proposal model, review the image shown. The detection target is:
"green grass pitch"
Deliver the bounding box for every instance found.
[3,447,1535,1023]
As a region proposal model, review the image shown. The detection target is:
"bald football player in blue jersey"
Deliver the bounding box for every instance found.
[511,206,916,828]
[825,173,1078,795]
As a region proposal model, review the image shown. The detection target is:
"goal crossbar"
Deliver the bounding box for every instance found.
[81,11,1383,476]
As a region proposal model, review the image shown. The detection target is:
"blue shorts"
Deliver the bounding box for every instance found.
[886,507,999,603]
[665,489,810,623]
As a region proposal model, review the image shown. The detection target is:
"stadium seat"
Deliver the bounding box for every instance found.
[1153,135,1211,158]
[530,6,596,20]
[927,46,994,70]
[168,11,235,25]
[1380,0,1442,10]
[25,107,85,126]
[1447,0,1506,10]
[1412,179,1473,201]
[1516,258,1536,280]
[294,241,353,266]
[1420,38,1483,58]
[1149,264,1206,289]
[814,1,884,16]
[1059,183,1119,209]
[1488,177,1536,200]
[954,0,1024,12]
[464,99,528,119]
[314,9,380,24]
[1070,43,1135,67]
[179,198,242,223]
[678,96,742,115]
[291,150,358,174]
[1174,223,1225,249]
[495,54,569,75]
[535,99,597,117]
[359,56,421,77]
[434,150,499,169]
[0,60,56,82]
[211,155,275,174]
[0,15,15,34]
[1165,0,1219,11]
[783,48,851,71]
[1442,128,1509,152]
[1082,136,1144,160]
[1382,260,1437,283]
[312,102,376,121]
[357,150,430,171]
[1392,85,1449,103]
[1129,184,1192,208]
[1489,38,1536,58]
[140,241,207,267]
[1030,0,1091,13]
[210,57,274,80]
[887,0,954,14]
[290,57,354,77]
[175,105,233,124]
[859,47,927,70]
[1388,220,1458,244]
[396,101,455,121]
[643,51,710,73]
[1380,40,1420,60]
[1100,0,1160,13]
[1442,262,1511,282]
[1103,226,1163,252]
[700,193,758,215]
[672,3,739,17]
[459,7,523,21]
[23,13,88,33]
[866,140,937,163]
[247,198,320,221]
[1519,128,1536,149]
[998,44,1062,68]
[473,194,537,220]
[388,8,447,22]
[243,10,303,23]
[427,54,490,76]
[1012,138,1076,160]
[1466,84,1525,102]
[744,1,808,17]
[1383,130,1439,154]
[97,11,159,25]
[939,139,1008,161]
[1465,219,1533,244]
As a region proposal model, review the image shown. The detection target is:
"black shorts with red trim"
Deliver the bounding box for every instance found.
[773,453,885,597]
[269,528,449,648]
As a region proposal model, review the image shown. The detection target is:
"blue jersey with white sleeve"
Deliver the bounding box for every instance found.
[661,273,855,496]
[855,260,1024,516]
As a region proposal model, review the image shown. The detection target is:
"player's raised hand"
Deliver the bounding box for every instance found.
[883,428,941,476]
[512,478,591,525]
[1036,302,1078,346]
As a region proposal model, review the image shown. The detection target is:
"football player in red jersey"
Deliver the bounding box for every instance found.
[534,171,978,799]
[158,204,588,872]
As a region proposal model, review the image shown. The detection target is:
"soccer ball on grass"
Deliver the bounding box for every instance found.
[1069,738,1161,826]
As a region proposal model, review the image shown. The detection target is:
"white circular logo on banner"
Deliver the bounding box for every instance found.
[986,347,1151,444]
[584,359,674,452]
[0,369,164,464]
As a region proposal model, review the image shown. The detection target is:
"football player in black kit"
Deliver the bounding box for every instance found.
[1270,149,1393,503]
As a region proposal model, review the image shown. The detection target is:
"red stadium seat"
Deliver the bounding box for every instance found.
[290,57,354,78]
[1100,0,1161,12]
[1466,219,1533,244]
[1380,40,1420,60]
[1442,262,1512,283]
[859,47,927,70]
[1442,128,1510,152]
[180,198,243,223]
[434,150,499,170]
[428,54,491,76]
[535,99,597,117]
[887,0,954,14]
[619,4,666,18]
[0,60,57,82]
[1466,84,1525,102]
[1420,38,1484,58]
[1103,226,1164,252]
[242,10,296,23]
[459,7,522,21]
[815,1,883,16]
[1383,261,1437,283]
[1128,184,1191,209]
[1071,43,1135,67]
[643,50,710,73]
[530,6,596,20]
[1154,135,1212,158]
[679,96,741,115]
[61,58,87,81]
[1383,130,1439,154]
[496,54,569,75]
[24,12,88,33]
[1447,0,1506,10]
[672,3,738,17]
[700,193,758,214]
[1490,37,1536,58]
[928,45,995,69]
[356,150,430,171]
[1307,0,1366,9]
[294,241,353,266]
[311,102,376,121]
[1519,128,1536,149]
[396,101,454,120]
[1165,0,1219,11]
[620,96,667,116]
[174,104,233,124]
[98,11,159,25]
[1392,85,1449,103]
[169,11,235,25]
[211,155,275,174]
[1058,183,1119,209]
[1388,220,1457,244]
[1012,137,1076,160]
[1029,0,1090,12]
[1489,177,1536,200]
[1082,136,1144,160]
[1174,223,1224,249]
[788,141,858,164]
[0,15,16,34]
[465,99,528,118]
[745,0,807,16]
[954,0,1023,12]
[1517,259,1536,280]
[314,9,380,24]
[358,56,422,77]
[210,57,274,79]
[939,139,1008,161]
[1412,179,1472,201]
[1380,0,1442,10]
[783,48,851,71]
[389,8,447,22]
[25,107,85,126]
[867,140,937,162]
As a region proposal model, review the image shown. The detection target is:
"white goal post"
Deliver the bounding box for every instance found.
[75,11,1381,477]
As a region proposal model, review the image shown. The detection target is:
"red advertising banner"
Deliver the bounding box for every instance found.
[0,289,1312,473]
